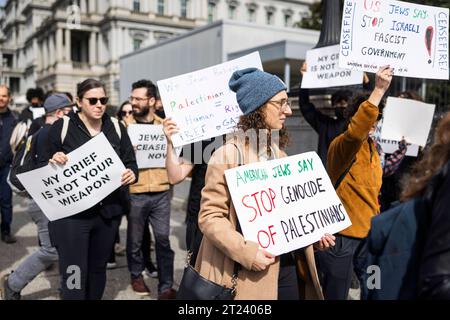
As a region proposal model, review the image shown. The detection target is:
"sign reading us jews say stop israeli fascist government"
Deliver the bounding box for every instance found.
[17,133,126,221]
[157,52,263,148]
[301,45,363,88]
[339,0,449,80]
[224,152,352,256]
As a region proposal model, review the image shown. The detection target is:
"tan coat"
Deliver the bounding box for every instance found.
[125,114,170,194]
[195,138,324,300]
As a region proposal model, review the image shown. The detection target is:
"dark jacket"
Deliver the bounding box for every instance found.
[0,108,18,167]
[419,166,450,299]
[45,112,138,220]
[299,88,346,167]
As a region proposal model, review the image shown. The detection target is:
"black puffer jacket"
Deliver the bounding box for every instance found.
[45,112,138,219]
[0,108,18,167]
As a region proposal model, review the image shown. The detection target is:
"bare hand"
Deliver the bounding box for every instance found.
[313,233,336,251]
[251,249,275,271]
[374,65,394,94]
[300,62,307,76]
[163,117,179,144]
[121,169,136,186]
[49,152,68,165]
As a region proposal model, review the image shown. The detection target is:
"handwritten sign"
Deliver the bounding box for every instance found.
[224,152,352,256]
[301,45,363,88]
[157,52,263,148]
[380,97,435,147]
[339,0,449,80]
[373,118,419,157]
[127,124,167,168]
[17,133,126,221]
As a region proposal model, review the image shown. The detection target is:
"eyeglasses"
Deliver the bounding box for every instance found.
[84,97,109,105]
[267,99,291,112]
[129,96,150,103]
[120,110,133,117]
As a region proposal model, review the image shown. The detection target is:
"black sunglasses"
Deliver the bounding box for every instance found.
[84,97,109,105]
[120,110,133,116]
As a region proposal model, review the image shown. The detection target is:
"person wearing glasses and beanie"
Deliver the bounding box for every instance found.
[194,68,335,300]
[45,79,138,300]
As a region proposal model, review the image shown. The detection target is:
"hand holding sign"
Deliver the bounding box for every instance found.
[49,152,69,165]
[121,168,136,185]
[369,65,394,107]
[251,249,275,272]
[162,117,180,145]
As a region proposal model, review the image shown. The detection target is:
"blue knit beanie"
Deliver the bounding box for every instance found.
[229,68,287,115]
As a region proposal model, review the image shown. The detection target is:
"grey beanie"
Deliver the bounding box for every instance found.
[229,68,287,115]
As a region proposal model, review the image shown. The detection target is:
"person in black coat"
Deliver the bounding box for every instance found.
[400,111,450,299]
[45,79,138,300]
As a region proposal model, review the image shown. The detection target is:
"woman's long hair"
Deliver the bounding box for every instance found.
[401,112,450,201]
[237,105,289,155]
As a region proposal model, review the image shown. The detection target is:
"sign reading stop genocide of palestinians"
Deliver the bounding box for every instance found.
[157,52,263,148]
[301,45,363,88]
[17,133,126,221]
[339,0,449,80]
[224,152,352,256]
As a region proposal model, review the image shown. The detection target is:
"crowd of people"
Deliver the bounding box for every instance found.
[0,61,449,300]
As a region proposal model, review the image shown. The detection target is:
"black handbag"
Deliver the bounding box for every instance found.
[176,252,238,300]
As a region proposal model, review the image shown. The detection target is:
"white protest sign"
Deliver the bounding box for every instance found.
[301,45,363,88]
[373,118,419,157]
[224,152,352,256]
[380,97,435,147]
[31,107,45,119]
[17,133,126,221]
[157,52,263,148]
[339,0,449,80]
[127,124,167,168]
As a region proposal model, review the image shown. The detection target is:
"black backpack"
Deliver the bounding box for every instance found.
[7,129,42,194]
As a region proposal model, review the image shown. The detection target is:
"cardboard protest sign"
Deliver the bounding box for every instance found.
[17,133,126,221]
[380,97,435,147]
[157,52,263,148]
[127,124,167,168]
[373,118,419,157]
[339,0,449,80]
[224,152,352,256]
[301,45,363,88]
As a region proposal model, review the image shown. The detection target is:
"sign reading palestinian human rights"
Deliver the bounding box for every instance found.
[127,124,167,168]
[380,97,435,147]
[157,52,263,148]
[17,133,126,221]
[373,118,419,157]
[301,45,363,88]
[224,152,352,256]
[339,0,449,79]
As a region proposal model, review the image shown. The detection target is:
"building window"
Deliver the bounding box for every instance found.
[266,11,273,25]
[228,5,236,19]
[157,0,165,15]
[208,1,216,23]
[284,14,292,27]
[133,38,143,51]
[248,8,255,22]
[133,0,140,12]
[180,0,188,18]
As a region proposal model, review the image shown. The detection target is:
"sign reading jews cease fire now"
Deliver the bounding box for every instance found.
[339,0,449,80]
[127,124,167,168]
[224,152,352,256]
[301,45,363,88]
[17,133,126,221]
[157,52,263,148]
[381,97,435,147]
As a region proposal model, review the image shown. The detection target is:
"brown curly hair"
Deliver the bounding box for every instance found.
[237,106,289,154]
[400,112,450,201]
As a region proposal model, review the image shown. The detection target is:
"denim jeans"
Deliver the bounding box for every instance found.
[0,165,13,235]
[126,191,174,293]
[8,200,58,293]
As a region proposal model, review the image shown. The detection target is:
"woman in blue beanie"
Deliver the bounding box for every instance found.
[193,68,335,300]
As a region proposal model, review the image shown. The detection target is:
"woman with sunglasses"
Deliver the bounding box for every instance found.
[117,101,134,123]
[45,79,138,300]
[193,68,334,300]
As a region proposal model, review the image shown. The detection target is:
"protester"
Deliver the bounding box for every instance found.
[0,94,72,300]
[45,79,138,300]
[19,87,45,122]
[193,68,334,300]
[125,80,176,299]
[400,111,450,299]
[0,85,18,244]
[316,65,393,300]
